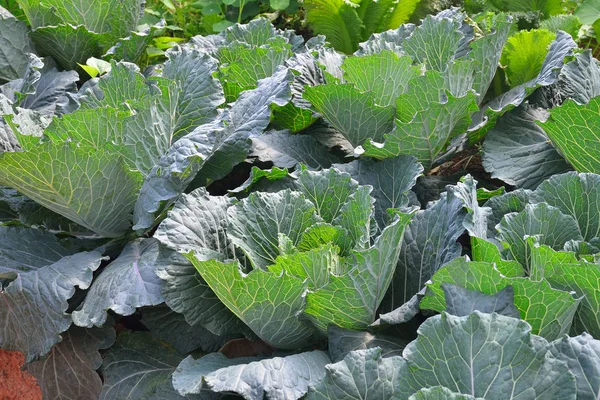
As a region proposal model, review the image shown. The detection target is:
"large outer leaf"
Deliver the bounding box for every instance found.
[29,24,104,70]
[420,258,580,340]
[163,46,225,138]
[306,347,406,399]
[133,66,292,231]
[305,213,412,332]
[549,333,600,400]
[0,247,105,362]
[333,155,423,228]
[0,10,35,83]
[409,387,481,400]
[26,324,115,399]
[173,351,330,399]
[227,189,320,269]
[540,97,600,174]
[551,51,600,105]
[531,172,600,241]
[0,144,143,237]
[397,312,577,399]
[155,188,236,259]
[188,257,316,348]
[497,203,582,268]
[100,331,200,400]
[155,250,247,337]
[383,191,465,311]
[303,84,395,147]
[72,238,166,328]
[482,104,572,189]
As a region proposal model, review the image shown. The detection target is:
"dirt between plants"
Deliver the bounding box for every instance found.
[0,350,41,400]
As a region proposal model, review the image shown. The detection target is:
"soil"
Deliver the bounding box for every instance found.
[0,350,41,400]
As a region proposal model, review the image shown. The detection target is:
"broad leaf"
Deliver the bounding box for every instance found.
[0,10,35,83]
[483,103,572,189]
[497,203,582,268]
[0,239,104,362]
[306,347,405,399]
[441,283,520,318]
[227,189,320,269]
[100,331,196,400]
[550,333,600,400]
[383,191,465,311]
[305,213,412,332]
[333,156,423,228]
[0,144,143,237]
[397,312,577,399]
[531,172,600,241]
[327,325,407,362]
[420,257,581,340]
[72,238,166,328]
[173,351,330,399]
[188,258,317,348]
[540,97,600,174]
[303,0,363,54]
[141,304,230,353]
[26,324,115,399]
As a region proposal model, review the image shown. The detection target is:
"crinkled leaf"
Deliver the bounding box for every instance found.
[186,257,317,349]
[306,347,405,399]
[501,29,556,87]
[26,324,115,399]
[173,351,330,399]
[268,244,339,290]
[540,97,600,175]
[72,239,166,328]
[383,191,465,311]
[397,312,577,399]
[420,257,580,340]
[305,213,412,332]
[497,203,582,268]
[227,189,319,270]
[0,248,104,362]
[333,156,423,228]
[0,144,143,237]
[303,0,363,54]
[549,333,600,400]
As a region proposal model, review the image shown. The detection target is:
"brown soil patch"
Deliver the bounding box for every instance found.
[0,350,41,400]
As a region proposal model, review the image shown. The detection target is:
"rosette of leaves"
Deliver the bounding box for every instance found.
[156,167,416,349]
[0,20,306,397]
[294,10,577,171]
[6,0,153,69]
[398,171,600,341]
